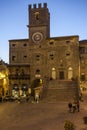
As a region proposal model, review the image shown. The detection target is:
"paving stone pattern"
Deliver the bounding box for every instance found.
[0,93,87,130]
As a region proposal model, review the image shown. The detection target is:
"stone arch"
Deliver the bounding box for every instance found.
[52,67,56,79]
[68,67,73,80]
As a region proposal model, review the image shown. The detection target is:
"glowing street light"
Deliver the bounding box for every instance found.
[0,72,6,79]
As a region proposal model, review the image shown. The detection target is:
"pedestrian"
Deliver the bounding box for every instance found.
[26,94,29,102]
[79,93,82,101]
[72,102,76,113]
[17,96,21,103]
[68,102,72,112]
[35,93,39,103]
[76,101,80,112]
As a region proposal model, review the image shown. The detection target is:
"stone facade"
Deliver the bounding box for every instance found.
[0,60,9,97]
[79,40,87,90]
[79,40,87,82]
[8,3,87,97]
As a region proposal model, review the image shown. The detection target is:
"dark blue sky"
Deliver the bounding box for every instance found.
[0,0,87,63]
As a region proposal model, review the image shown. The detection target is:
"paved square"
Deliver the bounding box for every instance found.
[0,96,87,130]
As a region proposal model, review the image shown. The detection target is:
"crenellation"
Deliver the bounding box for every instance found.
[29,4,32,10]
[33,4,36,8]
[38,3,41,8]
[44,3,47,8]
[29,3,47,10]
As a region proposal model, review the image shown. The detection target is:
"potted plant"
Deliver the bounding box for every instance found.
[64,120,75,130]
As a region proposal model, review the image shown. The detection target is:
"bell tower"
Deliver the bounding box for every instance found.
[28,3,50,43]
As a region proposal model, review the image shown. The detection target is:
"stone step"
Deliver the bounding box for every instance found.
[41,79,79,102]
[48,80,78,87]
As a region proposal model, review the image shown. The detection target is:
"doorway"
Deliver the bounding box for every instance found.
[68,67,73,80]
[52,68,56,79]
[59,71,64,79]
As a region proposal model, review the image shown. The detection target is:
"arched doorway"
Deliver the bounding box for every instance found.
[59,71,64,80]
[68,67,73,80]
[21,84,28,97]
[12,84,19,98]
[52,68,56,79]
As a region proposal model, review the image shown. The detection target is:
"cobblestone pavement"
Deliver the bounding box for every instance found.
[0,93,87,130]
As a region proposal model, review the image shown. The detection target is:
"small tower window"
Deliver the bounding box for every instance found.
[23,43,27,47]
[12,44,16,47]
[12,56,16,61]
[35,12,40,20]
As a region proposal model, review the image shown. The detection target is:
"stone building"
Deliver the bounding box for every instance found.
[0,59,9,97]
[8,3,85,99]
[79,40,87,90]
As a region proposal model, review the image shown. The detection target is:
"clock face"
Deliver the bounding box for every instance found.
[32,32,43,43]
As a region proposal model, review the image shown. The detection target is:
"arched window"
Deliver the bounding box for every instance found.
[52,68,56,79]
[22,84,28,91]
[13,84,19,91]
[35,12,39,20]
[68,67,73,80]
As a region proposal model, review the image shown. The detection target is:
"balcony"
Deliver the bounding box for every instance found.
[8,74,30,80]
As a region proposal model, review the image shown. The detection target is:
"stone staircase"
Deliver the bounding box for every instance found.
[41,79,80,102]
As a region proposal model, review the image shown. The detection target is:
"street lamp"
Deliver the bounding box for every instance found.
[0,72,6,79]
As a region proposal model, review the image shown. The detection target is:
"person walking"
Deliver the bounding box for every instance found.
[68,102,72,112]
[72,102,76,113]
[76,101,80,112]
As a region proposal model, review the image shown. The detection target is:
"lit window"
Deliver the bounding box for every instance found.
[52,68,55,71]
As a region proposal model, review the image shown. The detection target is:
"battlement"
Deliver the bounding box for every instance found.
[29,3,47,10]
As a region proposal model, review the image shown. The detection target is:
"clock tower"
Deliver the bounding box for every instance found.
[28,3,50,43]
